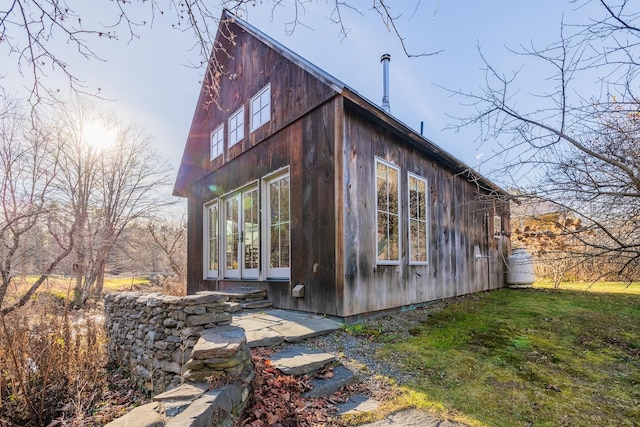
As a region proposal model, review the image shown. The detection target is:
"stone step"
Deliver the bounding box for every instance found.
[197,288,267,302]
[303,365,356,398]
[270,347,336,376]
[336,394,381,416]
[241,299,273,310]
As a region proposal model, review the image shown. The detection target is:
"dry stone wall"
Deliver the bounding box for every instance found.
[104,292,254,426]
[104,292,245,392]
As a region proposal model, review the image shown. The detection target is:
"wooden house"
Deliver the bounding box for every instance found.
[173,11,510,321]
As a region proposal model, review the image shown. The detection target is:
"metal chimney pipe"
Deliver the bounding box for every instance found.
[380,54,391,113]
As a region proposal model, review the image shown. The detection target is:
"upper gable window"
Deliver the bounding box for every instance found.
[210,124,224,160]
[251,83,271,132]
[228,106,245,147]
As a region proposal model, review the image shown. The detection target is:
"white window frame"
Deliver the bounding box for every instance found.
[494,215,502,238]
[228,106,245,147]
[375,158,401,265]
[203,201,220,279]
[408,172,428,265]
[210,124,224,160]
[250,83,271,132]
[262,167,290,279]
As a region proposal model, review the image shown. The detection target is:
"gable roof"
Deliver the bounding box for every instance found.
[173,10,507,197]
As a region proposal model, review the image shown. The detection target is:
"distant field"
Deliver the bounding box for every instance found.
[15,275,154,297]
[534,280,640,294]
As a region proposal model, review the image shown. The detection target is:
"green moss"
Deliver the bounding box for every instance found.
[376,288,640,427]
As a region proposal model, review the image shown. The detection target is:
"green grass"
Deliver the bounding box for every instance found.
[534,280,640,294]
[377,288,640,426]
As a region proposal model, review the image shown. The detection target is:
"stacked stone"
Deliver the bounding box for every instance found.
[183,325,253,387]
[104,291,234,392]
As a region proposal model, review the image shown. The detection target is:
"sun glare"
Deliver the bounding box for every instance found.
[82,122,118,151]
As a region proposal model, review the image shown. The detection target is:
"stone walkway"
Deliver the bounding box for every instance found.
[232,308,342,347]
[232,308,467,426]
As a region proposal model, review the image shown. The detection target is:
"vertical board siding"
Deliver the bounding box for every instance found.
[175,19,338,194]
[342,106,507,317]
[186,102,340,315]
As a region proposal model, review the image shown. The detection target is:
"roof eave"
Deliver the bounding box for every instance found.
[341,88,508,196]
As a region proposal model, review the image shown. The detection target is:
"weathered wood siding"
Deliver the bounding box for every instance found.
[341,105,507,317]
[186,100,342,315]
[175,18,338,195]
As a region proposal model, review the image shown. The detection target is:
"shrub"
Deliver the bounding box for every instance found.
[0,300,107,426]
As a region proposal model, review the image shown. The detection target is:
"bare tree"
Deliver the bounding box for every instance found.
[51,98,174,305]
[1,1,440,104]
[147,215,187,281]
[0,96,75,314]
[453,0,640,280]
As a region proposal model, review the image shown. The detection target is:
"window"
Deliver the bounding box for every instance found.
[376,158,400,264]
[408,173,428,264]
[210,125,223,160]
[251,83,271,131]
[205,202,219,278]
[228,106,245,147]
[494,215,502,238]
[265,171,290,279]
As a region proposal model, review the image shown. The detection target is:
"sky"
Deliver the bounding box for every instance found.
[2,1,604,187]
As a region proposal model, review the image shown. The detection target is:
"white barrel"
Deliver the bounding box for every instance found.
[505,249,535,288]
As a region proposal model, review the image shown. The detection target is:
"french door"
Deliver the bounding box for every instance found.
[223,186,259,279]
[265,173,290,279]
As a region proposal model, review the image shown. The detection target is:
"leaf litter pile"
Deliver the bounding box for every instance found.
[243,348,366,427]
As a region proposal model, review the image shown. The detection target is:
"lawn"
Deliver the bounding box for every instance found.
[534,280,640,294]
[377,288,640,426]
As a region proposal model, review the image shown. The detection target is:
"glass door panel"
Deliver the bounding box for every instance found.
[224,197,240,278]
[207,203,219,278]
[267,174,290,279]
[242,188,259,279]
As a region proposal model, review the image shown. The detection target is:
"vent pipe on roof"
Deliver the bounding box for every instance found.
[380,54,391,113]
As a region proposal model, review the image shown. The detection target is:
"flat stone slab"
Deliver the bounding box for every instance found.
[232,309,342,346]
[359,409,468,427]
[303,365,355,398]
[270,347,336,376]
[337,394,381,415]
[241,299,273,309]
[245,329,284,348]
[104,402,164,427]
[191,325,246,360]
[154,383,209,402]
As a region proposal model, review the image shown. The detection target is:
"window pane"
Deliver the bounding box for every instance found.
[388,168,399,215]
[418,221,427,262]
[281,223,290,268]
[280,176,290,222]
[377,176,388,212]
[226,199,239,270]
[377,212,389,260]
[244,190,259,270]
[409,218,418,262]
[389,214,399,260]
[270,224,280,267]
[210,126,223,159]
[209,205,217,239]
[208,205,219,272]
[409,187,418,219]
[209,239,218,271]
